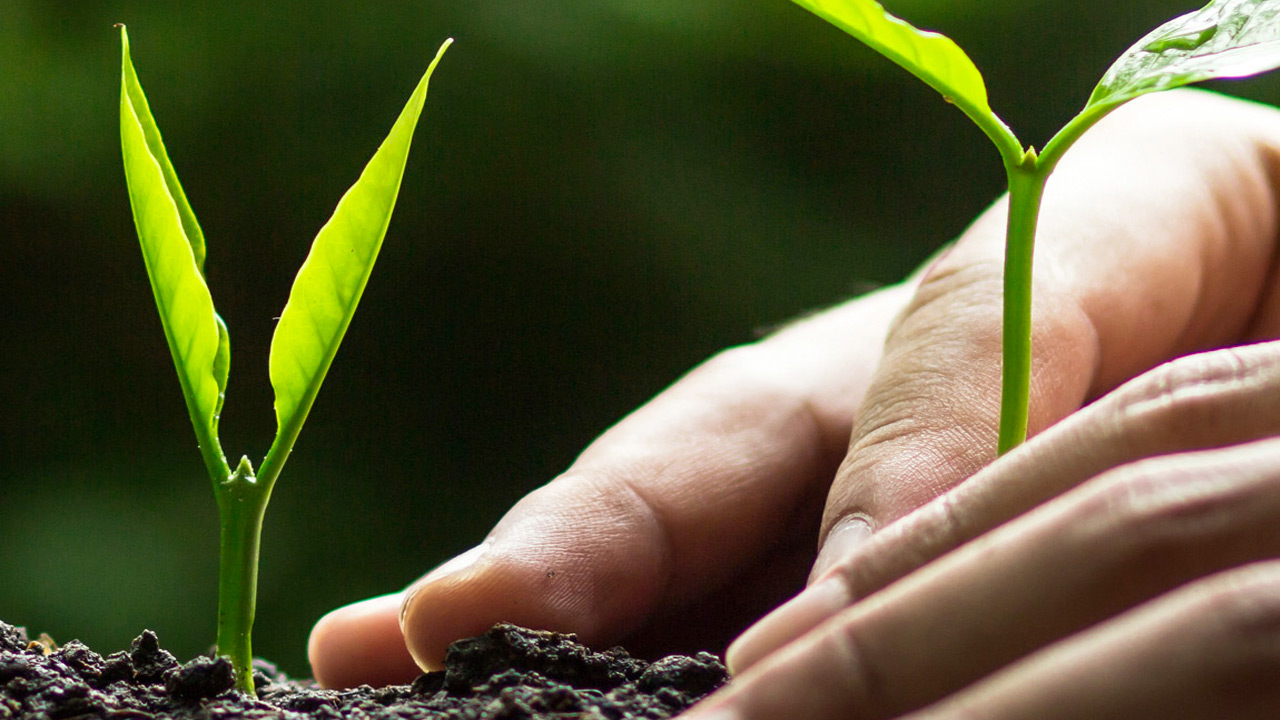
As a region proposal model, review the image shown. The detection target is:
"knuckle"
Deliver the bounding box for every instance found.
[1190,564,1280,682]
[1071,453,1253,567]
[1107,345,1268,444]
[909,257,1004,312]
[1200,564,1280,636]
[683,343,836,463]
[819,615,884,715]
[693,344,800,404]
[893,259,1004,347]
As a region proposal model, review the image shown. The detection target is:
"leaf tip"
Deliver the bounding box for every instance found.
[433,37,454,64]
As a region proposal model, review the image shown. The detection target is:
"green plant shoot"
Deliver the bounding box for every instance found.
[789,0,1280,454]
[118,25,451,695]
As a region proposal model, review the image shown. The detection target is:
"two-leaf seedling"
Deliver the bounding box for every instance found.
[789,0,1280,453]
[118,25,450,694]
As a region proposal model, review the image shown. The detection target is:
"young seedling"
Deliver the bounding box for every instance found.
[117,25,451,695]
[788,0,1280,454]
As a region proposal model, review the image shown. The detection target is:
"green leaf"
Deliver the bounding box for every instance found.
[1089,0,1280,112]
[266,39,451,464]
[789,0,1021,162]
[119,25,229,478]
[118,26,208,272]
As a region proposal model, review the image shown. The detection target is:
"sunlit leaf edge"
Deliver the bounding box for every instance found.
[265,39,452,462]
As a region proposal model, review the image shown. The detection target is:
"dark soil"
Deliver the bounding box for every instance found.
[0,621,726,720]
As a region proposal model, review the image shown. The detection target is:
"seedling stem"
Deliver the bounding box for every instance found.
[998,157,1049,454]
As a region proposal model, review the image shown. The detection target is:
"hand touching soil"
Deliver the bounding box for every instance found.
[313,90,1280,718]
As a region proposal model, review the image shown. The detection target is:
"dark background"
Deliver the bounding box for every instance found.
[3,0,1277,676]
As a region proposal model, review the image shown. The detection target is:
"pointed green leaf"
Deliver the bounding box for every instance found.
[266,39,451,459]
[1089,0,1280,112]
[119,25,229,478]
[789,0,1021,162]
[119,26,208,272]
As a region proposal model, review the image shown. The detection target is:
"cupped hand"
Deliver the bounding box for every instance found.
[308,88,1280,696]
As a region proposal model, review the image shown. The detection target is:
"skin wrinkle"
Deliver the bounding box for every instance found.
[1116,347,1252,427]
[1068,345,1280,472]
[854,304,1000,438]
[1210,572,1280,660]
[827,613,883,717]
[660,394,829,600]
[1197,574,1280,708]
[1121,109,1273,357]
[576,473,670,599]
[1085,348,1262,509]
[1051,442,1280,622]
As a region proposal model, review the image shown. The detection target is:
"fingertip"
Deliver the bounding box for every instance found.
[400,543,614,672]
[725,577,850,675]
[308,593,421,689]
[399,574,494,672]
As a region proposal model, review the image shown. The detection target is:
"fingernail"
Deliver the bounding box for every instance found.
[726,577,849,674]
[809,514,873,585]
[400,542,489,627]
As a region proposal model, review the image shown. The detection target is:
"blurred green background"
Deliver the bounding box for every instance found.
[3,0,1278,676]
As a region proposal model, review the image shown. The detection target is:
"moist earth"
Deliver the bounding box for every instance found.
[0,621,726,720]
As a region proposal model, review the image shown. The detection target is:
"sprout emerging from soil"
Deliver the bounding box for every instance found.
[117,24,451,694]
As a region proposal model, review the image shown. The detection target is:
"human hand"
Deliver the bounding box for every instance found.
[693,90,1280,717]
[307,89,1280,698]
[306,251,915,687]
[687,340,1280,719]
[721,87,1280,677]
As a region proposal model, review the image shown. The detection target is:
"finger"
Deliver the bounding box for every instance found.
[400,287,906,667]
[694,436,1280,719]
[729,339,1280,670]
[817,90,1280,576]
[311,282,911,686]
[904,561,1280,720]
[309,593,416,688]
